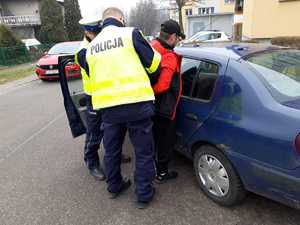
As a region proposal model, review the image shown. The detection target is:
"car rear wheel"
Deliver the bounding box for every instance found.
[193,145,246,206]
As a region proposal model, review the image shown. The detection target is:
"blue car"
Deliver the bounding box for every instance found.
[58,43,300,209]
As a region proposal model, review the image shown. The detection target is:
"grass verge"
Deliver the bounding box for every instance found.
[0,63,35,85]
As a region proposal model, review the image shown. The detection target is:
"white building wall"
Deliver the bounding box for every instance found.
[1,0,40,16]
[197,0,220,14]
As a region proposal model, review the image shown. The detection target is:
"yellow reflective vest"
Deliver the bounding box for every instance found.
[86,26,161,110]
[75,38,92,95]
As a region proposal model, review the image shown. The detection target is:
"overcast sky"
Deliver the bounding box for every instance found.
[78,0,139,18]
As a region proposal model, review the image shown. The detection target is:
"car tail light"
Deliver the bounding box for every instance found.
[65,63,80,76]
[65,63,80,72]
[295,134,300,155]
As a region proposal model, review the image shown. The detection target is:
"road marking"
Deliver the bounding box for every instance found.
[0,112,65,164]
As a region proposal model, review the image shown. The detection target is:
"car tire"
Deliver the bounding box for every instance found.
[193,145,246,206]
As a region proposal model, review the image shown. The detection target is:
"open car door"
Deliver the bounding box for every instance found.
[58,55,86,138]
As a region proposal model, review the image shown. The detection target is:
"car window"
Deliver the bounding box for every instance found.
[191,61,219,101]
[189,33,203,42]
[211,33,222,39]
[48,42,81,55]
[181,58,201,96]
[197,34,211,41]
[247,50,300,102]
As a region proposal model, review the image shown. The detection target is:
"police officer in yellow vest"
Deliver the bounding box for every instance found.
[77,16,132,181]
[76,16,106,181]
[79,7,161,209]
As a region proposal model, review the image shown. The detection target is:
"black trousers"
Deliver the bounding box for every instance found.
[84,97,103,170]
[103,117,156,202]
[153,115,176,174]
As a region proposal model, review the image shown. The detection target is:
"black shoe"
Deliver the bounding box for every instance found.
[155,171,178,184]
[121,154,131,164]
[89,167,105,181]
[135,188,156,210]
[109,178,131,199]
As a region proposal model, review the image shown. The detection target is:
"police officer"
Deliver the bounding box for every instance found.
[76,16,131,181]
[79,7,161,209]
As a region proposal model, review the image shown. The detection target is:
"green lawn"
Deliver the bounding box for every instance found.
[0,63,35,85]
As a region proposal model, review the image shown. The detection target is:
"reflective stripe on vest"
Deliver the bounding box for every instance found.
[75,39,92,95]
[86,26,157,109]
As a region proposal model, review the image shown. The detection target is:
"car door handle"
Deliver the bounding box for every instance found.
[186,113,198,121]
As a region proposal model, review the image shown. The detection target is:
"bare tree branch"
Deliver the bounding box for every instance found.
[129,0,159,36]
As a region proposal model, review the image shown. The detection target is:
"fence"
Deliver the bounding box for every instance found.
[0,15,41,27]
[0,44,54,66]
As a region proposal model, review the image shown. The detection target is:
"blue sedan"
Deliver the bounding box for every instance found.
[58,43,300,209]
[174,43,300,208]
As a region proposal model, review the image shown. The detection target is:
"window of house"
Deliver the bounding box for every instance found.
[185,9,189,16]
[198,7,215,15]
[225,0,235,4]
[185,8,193,16]
[235,0,244,13]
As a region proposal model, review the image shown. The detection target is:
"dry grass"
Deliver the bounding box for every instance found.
[0,63,35,85]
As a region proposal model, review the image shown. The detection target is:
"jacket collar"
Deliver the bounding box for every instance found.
[156,38,174,50]
[102,18,124,29]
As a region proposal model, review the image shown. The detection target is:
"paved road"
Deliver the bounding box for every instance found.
[0,77,300,225]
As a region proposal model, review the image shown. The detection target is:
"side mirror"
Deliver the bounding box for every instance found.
[43,51,48,56]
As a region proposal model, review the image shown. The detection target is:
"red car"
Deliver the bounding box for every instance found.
[35,41,81,81]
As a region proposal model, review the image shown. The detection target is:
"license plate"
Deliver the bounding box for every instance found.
[45,70,59,75]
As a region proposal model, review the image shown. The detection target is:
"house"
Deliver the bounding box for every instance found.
[182,0,235,37]
[0,0,64,40]
[234,0,300,41]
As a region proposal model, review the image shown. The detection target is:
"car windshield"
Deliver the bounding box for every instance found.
[48,42,80,55]
[246,50,300,102]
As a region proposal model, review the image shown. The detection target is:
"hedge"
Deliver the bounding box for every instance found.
[271,36,300,49]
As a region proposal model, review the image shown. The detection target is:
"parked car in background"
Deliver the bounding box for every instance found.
[35,41,81,81]
[21,38,41,50]
[58,43,300,209]
[182,31,230,44]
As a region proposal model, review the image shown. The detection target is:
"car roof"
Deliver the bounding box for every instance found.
[55,41,81,45]
[194,31,223,34]
[175,42,287,61]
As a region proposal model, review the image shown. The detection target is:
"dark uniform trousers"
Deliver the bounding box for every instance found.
[102,102,156,202]
[84,96,103,170]
[153,115,176,174]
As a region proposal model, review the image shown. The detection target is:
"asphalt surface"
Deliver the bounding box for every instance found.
[1,76,300,225]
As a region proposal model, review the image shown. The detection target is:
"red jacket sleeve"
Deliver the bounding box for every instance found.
[153,53,177,95]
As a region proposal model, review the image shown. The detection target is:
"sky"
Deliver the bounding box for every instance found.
[77,0,139,18]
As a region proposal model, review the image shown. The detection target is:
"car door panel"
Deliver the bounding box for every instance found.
[176,58,221,148]
[58,55,86,138]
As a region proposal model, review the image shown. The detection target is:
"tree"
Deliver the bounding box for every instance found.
[0,25,24,47]
[64,0,83,41]
[129,0,159,36]
[38,0,68,43]
[0,25,29,66]
[160,0,199,32]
